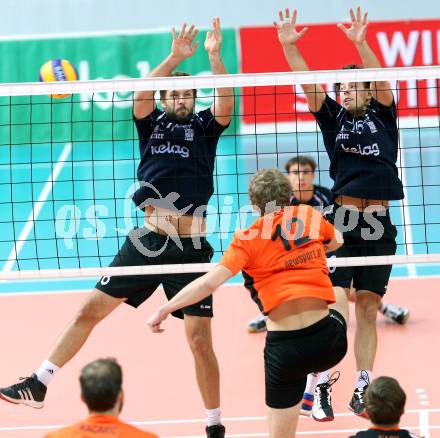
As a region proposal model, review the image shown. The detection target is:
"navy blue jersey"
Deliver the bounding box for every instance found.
[312,95,404,201]
[133,107,228,215]
[290,184,332,213]
[349,428,419,438]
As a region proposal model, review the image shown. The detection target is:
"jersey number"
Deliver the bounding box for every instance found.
[271,217,311,251]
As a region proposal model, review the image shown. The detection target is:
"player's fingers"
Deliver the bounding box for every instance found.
[356,6,361,22]
[337,23,348,34]
[362,12,368,25]
[214,17,221,35]
[278,10,284,22]
[349,8,355,22]
[292,9,298,24]
[186,24,195,39]
[298,27,308,38]
[285,7,290,19]
[179,23,187,38]
[171,27,177,40]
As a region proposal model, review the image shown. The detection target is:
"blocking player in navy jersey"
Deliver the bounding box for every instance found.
[248,155,409,334]
[274,7,405,419]
[0,18,233,438]
[349,377,420,438]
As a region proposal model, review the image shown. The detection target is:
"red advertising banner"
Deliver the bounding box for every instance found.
[239,19,440,126]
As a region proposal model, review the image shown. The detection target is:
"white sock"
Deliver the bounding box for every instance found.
[356,370,372,389]
[318,370,330,385]
[36,359,60,387]
[304,372,319,394]
[206,408,221,427]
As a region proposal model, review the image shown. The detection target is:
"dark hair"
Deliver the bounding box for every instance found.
[334,64,371,94]
[159,71,197,100]
[365,376,406,426]
[284,155,317,173]
[80,358,122,412]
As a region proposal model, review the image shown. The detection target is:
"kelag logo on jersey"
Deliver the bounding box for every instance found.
[151,142,190,158]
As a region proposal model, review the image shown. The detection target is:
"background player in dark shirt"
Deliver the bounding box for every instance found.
[275,7,405,418]
[349,376,420,438]
[248,155,408,334]
[0,18,233,438]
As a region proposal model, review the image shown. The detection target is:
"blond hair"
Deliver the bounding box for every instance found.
[248,168,291,215]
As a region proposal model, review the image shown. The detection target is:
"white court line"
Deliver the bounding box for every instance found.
[0,410,439,433]
[0,289,91,297]
[166,428,423,438]
[419,410,431,438]
[0,426,426,436]
[2,142,72,273]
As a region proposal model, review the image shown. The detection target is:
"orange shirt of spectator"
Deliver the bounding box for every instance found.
[44,414,158,438]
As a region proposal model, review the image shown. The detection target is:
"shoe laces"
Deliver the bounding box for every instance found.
[358,370,370,388]
[354,371,370,405]
[316,371,340,407]
[10,376,35,391]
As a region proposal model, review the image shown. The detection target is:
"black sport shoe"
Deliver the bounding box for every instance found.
[348,371,370,417]
[206,424,225,438]
[312,371,340,422]
[247,315,267,333]
[0,374,47,408]
[383,303,410,325]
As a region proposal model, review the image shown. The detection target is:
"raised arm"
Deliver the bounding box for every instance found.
[147,265,233,333]
[133,24,199,119]
[205,17,234,126]
[337,7,394,106]
[275,8,326,112]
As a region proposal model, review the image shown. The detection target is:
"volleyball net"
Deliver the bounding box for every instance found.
[1,66,440,281]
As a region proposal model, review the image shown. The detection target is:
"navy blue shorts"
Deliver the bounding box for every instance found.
[264,310,347,409]
[96,228,214,318]
[325,204,397,296]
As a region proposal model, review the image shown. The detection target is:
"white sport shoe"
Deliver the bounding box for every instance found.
[312,371,340,422]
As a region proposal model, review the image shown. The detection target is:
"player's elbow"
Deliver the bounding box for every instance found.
[201,276,218,294]
[133,93,155,119]
[325,230,344,252]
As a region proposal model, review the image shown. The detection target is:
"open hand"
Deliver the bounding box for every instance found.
[205,17,223,55]
[171,23,199,61]
[337,7,368,45]
[274,8,308,46]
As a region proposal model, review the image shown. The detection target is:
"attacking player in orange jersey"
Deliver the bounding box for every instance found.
[148,168,349,438]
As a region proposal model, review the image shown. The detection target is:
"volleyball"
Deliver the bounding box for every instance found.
[39,59,78,98]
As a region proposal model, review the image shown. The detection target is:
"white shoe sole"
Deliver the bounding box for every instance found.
[312,414,334,422]
[0,392,44,409]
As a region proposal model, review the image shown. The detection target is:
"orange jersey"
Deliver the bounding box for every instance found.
[44,414,158,438]
[219,205,335,314]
